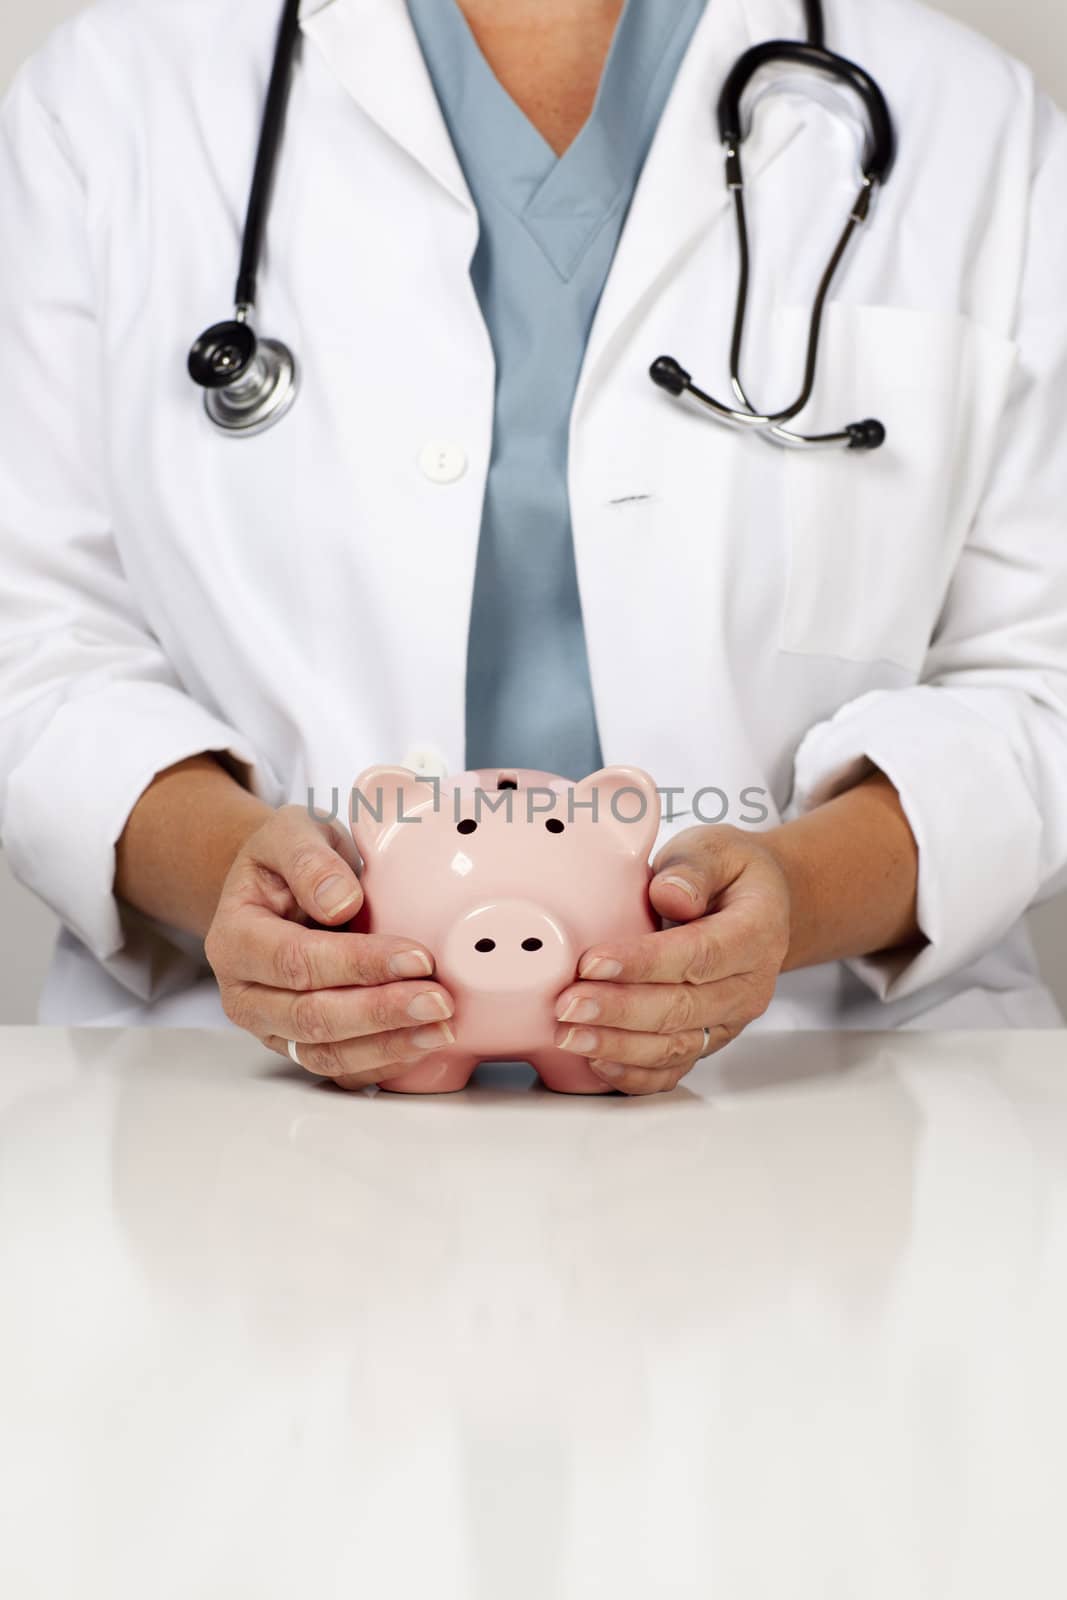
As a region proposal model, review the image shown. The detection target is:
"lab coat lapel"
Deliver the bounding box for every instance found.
[576,0,809,404]
[299,0,474,210]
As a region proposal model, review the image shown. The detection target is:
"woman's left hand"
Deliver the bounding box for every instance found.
[554,825,792,1096]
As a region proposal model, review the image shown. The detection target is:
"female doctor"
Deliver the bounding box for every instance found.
[1,0,1066,1095]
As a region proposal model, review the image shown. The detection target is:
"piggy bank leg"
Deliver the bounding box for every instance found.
[532,1049,615,1096]
[378,1052,478,1095]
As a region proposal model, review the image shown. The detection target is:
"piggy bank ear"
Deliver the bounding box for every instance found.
[571,767,661,860]
[350,766,430,859]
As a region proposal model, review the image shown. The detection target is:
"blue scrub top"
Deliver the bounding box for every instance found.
[405,0,708,781]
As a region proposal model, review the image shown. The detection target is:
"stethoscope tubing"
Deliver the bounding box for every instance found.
[723,182,874,438]
[235,0,302,317]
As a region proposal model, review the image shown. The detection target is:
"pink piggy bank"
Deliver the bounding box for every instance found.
[350,765,662,1094]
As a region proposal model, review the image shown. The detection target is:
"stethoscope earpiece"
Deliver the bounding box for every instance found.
[649,356,691,397]
[651,354,891,453]
[846,419,887,451]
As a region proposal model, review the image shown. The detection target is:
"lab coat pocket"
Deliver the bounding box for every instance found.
[780,306,1017,672]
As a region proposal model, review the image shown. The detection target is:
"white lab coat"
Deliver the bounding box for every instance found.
[1,0,1066,1031]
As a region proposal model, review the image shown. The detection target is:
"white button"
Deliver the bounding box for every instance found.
[418,441,468,485]
[401,745,450,779]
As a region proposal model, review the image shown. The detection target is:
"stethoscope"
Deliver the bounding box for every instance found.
[188,0,896,450]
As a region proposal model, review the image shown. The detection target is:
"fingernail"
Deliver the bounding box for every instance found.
[556,996,600,1024]
[407,992,453,1023]
[658,875,700,902]
[594,1061,623,1079]
[413,1023,456,1050]
[316,875,360,917]
[557,1027,598,1054]
[390,950,434,979]
[579,957,622,981]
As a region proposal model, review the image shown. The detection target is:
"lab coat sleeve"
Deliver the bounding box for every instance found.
[0,61,275,994]
[789,91,1067,1002]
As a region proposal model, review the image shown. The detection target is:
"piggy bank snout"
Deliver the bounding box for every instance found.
[440,901,576,992]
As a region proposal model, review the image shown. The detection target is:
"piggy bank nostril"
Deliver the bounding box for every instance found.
[521,938,544,952]
[475,938,496,953]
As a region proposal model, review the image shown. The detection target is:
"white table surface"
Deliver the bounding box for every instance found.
[1,1026,1065,1599]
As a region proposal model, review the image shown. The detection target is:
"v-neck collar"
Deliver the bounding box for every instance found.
[301,0,814,356]
[406,0,709,280]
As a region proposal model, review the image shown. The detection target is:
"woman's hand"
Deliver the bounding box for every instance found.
[552,769,921,1096]
[553,826,791,1097]
[205,806,456,1089]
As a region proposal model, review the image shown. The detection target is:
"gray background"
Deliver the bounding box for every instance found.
[0,0,1064,1020]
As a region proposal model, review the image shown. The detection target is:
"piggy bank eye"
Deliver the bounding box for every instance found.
[545,818,565,835]
[457,819,478,835]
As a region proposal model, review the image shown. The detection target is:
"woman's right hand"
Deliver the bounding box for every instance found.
[204,805,456,1089]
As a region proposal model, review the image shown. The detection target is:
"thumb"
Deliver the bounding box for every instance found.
[252,805,365,925]
[650,826,738,923]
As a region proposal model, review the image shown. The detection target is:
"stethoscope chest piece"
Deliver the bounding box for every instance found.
[188,320,298,437]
